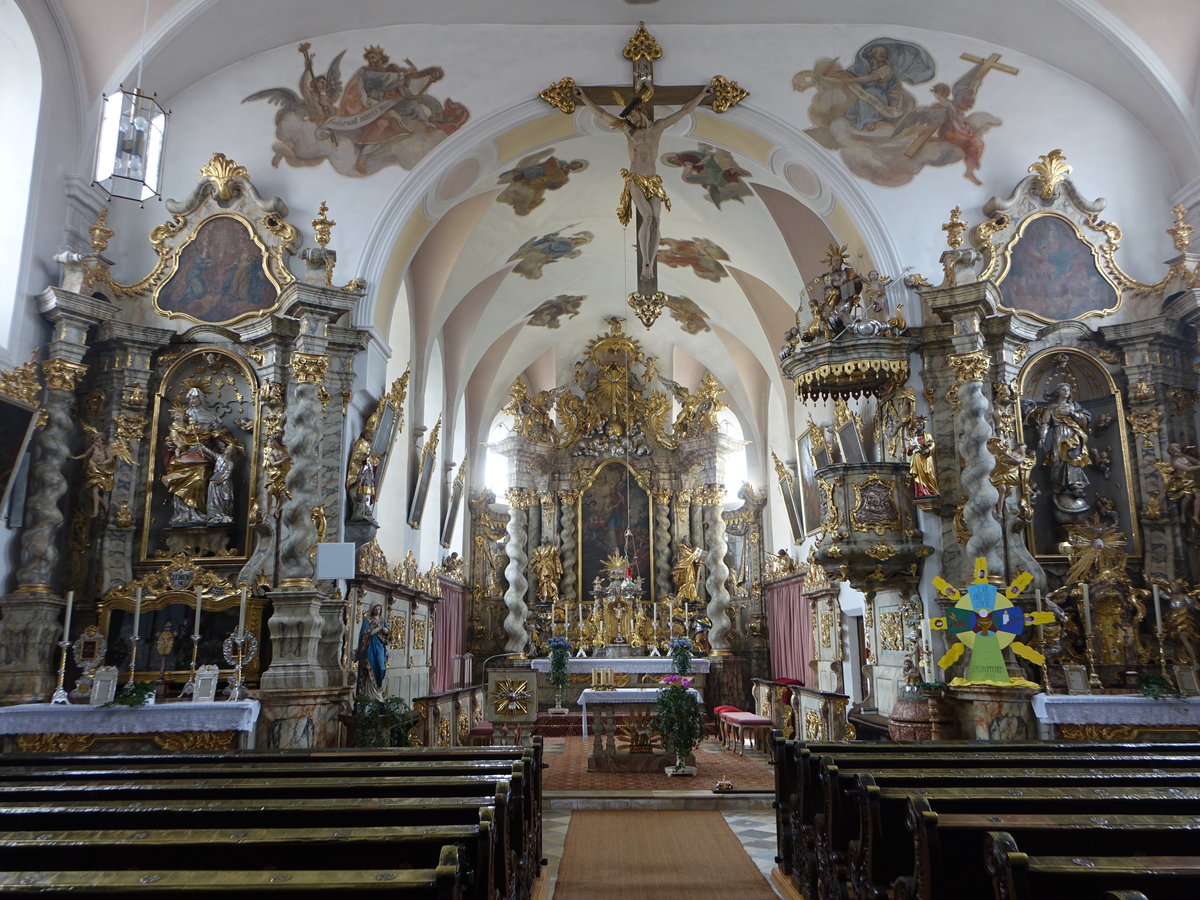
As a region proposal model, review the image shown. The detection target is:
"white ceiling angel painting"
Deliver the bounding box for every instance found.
[794,39,1018,187]
[244,42,469,176]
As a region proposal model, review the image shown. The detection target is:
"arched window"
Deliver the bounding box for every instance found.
[483,416,513,497]
[718,412,749,504]
[0,2,41,347]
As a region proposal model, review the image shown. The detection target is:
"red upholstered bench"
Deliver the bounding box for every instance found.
[720,710,774,754]
[712,706,742,746]
[469,722,494,746]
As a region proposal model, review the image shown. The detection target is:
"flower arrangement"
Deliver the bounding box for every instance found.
[653,673,703,772]
[104,681,155,708]
[668,637,694,675]
[354,695,417,747]
[547,636,572,691]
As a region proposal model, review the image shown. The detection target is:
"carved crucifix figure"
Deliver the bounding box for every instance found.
[539,23,747,318]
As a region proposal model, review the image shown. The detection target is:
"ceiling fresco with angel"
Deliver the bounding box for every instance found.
[793,38,1018,187]
[496,149,589,216]
[661,144,753,209]
[244,41,469,176]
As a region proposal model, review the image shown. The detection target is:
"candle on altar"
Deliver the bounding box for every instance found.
[194,588,203,635]
[133,588,142,638]
[578,600,584,627]
[1153,583,1163,636]
[237,586,248,639]
[591,668,597,687]
[1081,583,1091,637]
[62,591,74,642]
[1035,589,1044,643]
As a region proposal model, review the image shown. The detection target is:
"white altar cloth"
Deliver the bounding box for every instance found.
[0,701,261,740]
[530,658,710,675]
[577,687,702,737]
[1031,693,1200,726]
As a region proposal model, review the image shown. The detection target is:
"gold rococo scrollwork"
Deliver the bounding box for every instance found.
[708,75,748,113]
[850,474,900,535]
[1129,409,1162,436]
[1028,148,1072,201]
[200,152,250,202]
[505,487,539,510]
[623,23,663,62]
[291,353,329,385]
[865,542,897,561]
[538,77,578,113]
[0,350,41,405]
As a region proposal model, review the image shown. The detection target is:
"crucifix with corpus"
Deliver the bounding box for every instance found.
[538,23,747,327]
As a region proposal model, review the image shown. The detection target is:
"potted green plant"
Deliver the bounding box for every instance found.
[653,673,703,775]
[548,635,571,714]
[353,695,416,747]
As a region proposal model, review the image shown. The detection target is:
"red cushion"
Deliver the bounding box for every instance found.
[713,705,742,715]
[470,723,493,735]
[774,678,804,686]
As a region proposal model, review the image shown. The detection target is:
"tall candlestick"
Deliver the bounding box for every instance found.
[133,588,142,638]
[63,591,74,642]
[1152,583,1163,635]
[237,586,248,638]
[1034,589,1044,642]
[1081,583,1091,636]
[920,617,934,682]
[194,589,203,635]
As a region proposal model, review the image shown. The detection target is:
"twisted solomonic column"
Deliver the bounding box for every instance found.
[948,350,1003,571]
[699,485,733,653]
[558,489,579,607]
[652,489,673,609]
[503,489,535,652]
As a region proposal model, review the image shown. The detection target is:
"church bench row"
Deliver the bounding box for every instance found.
[0,847,468,898]
[0,740,545,868]
[771,735,1200,887]
[888,797,1200,900]
[0,746,549,900]
[985,830,1200,900]
[772,737,1200,900]
[823,767,1200,900]
[0,792,512,900]
[0,823,488,898]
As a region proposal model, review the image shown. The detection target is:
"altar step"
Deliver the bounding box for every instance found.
[531,712,717,738]
[545,791,774,811]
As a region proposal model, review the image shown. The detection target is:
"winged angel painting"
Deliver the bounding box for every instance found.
[793,39,1016,187]
[244,42,469,177]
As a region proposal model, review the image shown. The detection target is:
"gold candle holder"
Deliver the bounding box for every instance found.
[180,633,201,697]
[126,636,141,687]
[51,641,70,704]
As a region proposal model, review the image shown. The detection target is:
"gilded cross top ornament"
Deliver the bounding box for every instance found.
[538,23,747,325]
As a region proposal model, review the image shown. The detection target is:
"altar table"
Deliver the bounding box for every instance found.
[577,687,702,737]
[1031,693,1200,741]
[0,700,261,752]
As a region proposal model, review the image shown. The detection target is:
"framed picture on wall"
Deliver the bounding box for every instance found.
[796,428,823,537]
[836,419,866,463]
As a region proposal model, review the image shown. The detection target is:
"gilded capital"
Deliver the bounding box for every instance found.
[505,487,538,510]
[947,349,989,385]
[651,488,672,505]
[557,488,581,505]
[41,358,88,392]
[290,352,329,385]
[0,350,41,405]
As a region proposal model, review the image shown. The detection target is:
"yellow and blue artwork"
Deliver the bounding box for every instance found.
[929,558,1052,686]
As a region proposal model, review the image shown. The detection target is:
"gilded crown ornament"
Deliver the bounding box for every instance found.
[312,201,335,249]
[1028,149,1071,201]
[199,152,249,202]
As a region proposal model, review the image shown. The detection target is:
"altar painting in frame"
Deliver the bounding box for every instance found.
[153,214,281,327]
[998,213,1120,323]
[577,460,654,603]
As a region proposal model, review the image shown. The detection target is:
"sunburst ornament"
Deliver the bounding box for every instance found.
[1061,519,1127,584]
[929,558,1052,685]
[491,679,532,717]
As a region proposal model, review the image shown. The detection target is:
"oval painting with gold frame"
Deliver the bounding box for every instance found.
[153,214,281,326]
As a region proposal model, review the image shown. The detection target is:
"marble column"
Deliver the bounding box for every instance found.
[652,488,673,612]
[948,350,1003,572]
[0,359,87,702]
[503,489,534,652]
[701,485,733,654]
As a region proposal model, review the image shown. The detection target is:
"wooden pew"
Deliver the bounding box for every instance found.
[0,822,491,898]
[0,844,469,898]
[831,767,1200,900]
[0,740,546,879]
[891,796,1200,900]
[984,830,1200,900]
[773,739,1200,900]
[0,791,516,900]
